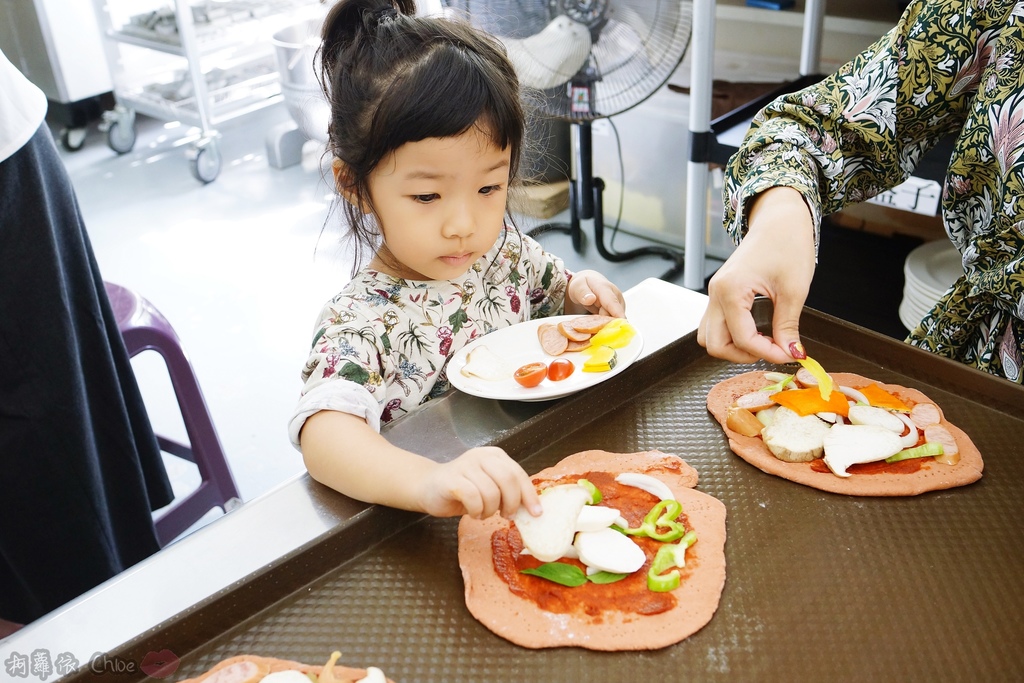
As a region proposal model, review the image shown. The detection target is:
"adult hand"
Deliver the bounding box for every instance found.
[567,269,626,317]
[417,447,542,519]
[698,187,817,364]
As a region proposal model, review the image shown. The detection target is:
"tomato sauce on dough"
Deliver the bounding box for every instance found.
[491,471,692,618]
[809,457,925,475]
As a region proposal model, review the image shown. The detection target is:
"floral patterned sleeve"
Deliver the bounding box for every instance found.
[723,0,998,249]
[517,229,570,319]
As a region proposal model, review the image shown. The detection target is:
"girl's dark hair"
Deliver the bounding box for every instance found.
[318,0,526,271]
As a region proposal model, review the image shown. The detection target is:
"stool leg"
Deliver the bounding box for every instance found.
[125,325,241,545]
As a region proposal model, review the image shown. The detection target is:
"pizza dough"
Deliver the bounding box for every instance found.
[458,450,727,650]
[174,654,389,683]
[707,371,984,496]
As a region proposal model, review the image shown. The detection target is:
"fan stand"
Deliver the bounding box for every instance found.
[528,120,685,282]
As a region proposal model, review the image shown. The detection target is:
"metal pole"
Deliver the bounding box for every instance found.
[800,0,826,76]
[683,0,716,292]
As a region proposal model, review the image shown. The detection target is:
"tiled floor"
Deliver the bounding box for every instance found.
[56,102,714,532]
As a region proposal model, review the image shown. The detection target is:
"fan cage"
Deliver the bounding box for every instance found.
[456,0,692,121]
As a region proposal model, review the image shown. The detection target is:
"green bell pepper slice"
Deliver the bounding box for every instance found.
[646,531,698,592]
[617,499,687,542]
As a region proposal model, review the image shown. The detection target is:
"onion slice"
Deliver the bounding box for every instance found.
[895,412,921,448]
[614,472,675,501]
[837,385,869,405]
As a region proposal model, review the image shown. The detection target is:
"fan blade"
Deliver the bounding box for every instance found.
[501,15,592,91]
[606,3,679,66]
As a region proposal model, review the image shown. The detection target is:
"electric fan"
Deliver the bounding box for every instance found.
[463,0,693,278]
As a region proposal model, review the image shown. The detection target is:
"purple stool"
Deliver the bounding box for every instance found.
[105,282,241,546]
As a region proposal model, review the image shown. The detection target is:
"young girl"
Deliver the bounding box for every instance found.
[289,0,625,521]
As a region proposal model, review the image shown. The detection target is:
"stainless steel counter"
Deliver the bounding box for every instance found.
[0,278,710,677]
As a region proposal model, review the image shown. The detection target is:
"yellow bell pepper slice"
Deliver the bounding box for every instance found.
[797,355,833,401]
[587,319,635,350]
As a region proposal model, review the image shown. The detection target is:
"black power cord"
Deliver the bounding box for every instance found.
[527,118,685,282]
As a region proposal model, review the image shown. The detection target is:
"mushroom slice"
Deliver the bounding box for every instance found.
[822,423,904,477]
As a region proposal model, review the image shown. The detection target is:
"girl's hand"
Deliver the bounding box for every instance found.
[698,187,816,365]
[417,447,542,519]
[567,270,626,317]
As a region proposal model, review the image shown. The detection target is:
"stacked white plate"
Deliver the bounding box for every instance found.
[899,240,964,332]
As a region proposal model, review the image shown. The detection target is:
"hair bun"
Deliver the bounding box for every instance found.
[363,5,399,32]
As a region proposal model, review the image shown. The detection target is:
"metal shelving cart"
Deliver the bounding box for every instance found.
[92,0,322,182]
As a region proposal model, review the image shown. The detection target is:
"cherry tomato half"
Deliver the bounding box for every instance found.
[547,358,575,381]
[514,362,548,388]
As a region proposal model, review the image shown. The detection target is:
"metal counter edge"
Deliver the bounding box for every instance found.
[0,278,708,676]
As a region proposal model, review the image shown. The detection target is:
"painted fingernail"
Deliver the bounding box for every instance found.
[789,341,806,359]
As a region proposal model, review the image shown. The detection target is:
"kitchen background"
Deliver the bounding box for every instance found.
[2,0,936,537]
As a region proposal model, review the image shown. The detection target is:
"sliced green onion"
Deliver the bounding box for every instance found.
[520,562,588,587]
[885,442,944,463]
[577,479,602,505]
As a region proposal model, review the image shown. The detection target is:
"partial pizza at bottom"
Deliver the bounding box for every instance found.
[174,653,391,683]
[707,370,984,496]
[458,450,727,651]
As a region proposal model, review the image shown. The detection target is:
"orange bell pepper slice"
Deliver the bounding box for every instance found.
[859,383,911,412]
[770,387,850,417]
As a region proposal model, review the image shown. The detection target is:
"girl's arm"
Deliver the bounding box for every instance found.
[300,410,542,519]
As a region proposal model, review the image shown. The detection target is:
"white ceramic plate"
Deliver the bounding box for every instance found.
[904,275,945,302]
[898,298,921,332]
[901,281,939,314]
[447,316,644,402]
[904,240,963,295]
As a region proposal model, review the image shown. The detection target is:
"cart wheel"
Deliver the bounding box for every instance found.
[107,119,136,154]
[189,140,221,184]
[60,127,87,152]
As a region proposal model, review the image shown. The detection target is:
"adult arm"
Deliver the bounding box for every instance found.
[701,0,993,361]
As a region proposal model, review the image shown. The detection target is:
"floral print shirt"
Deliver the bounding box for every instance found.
[289,225,569,445]
[724,0,1024,383]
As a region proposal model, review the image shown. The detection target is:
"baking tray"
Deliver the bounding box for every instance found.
[76,301,1024,682]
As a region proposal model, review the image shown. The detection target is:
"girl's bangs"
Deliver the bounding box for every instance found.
[375,45,519,151]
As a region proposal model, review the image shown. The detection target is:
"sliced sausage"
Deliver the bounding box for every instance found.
[557,321,591,342]
[795,367,822,387]
[538,323,569,355]
[568,314,614,334]
[924,423,960,465]
[733,390,776,413]
[910,402,942,430]
[565,338,591,352]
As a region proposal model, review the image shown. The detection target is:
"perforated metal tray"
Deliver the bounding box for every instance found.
[77,302,1024,682]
